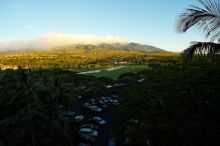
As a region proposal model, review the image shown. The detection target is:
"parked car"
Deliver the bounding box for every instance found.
[111,95,119,98]
[80,124,99,130]
[91,101,96,105]
[74,115,84,122]
[79,128,98,137]
[103,99,108,103]
[67,111,75,117]
[93,116,106,125]
[90,99,96,105]
[98,100,105,105]
[79,134,95,144]
[78,143,91,146]
[101,97,106,100]
[137,78,145,83]
[106,96,112,101]
[84,103,90,107]
[110,100,120,106]
[129,118,139,124]
[88,106,102,112]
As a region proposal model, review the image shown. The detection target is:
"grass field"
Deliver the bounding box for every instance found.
[87,65,148,79]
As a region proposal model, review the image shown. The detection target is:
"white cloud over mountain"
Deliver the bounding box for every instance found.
[0,33,129,51]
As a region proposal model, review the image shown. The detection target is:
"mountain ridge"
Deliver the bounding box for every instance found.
[0,42,165,54]
[41,43,165,53]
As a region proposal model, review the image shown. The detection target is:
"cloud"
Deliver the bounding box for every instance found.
[0,33,130,51]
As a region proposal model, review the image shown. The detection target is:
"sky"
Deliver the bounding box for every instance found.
[0,0,206,52]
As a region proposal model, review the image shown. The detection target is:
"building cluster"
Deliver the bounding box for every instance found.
[0,64,18,70]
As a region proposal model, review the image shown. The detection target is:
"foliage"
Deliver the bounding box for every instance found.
[111,62,220,146]
[0,68,106,146]
[177,0,220,42]
[176,0,220,59]
[182,42,220,60]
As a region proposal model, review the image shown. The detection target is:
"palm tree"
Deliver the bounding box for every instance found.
[176,0,220,59]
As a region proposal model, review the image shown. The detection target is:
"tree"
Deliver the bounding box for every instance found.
[0,69,77,146]
[176,0,220,59]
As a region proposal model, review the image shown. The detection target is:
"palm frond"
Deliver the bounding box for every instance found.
[176,0,220,42]
[182,42,220,60]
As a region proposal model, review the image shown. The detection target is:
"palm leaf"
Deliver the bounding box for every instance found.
[182,41,220,60]
[176,0,220,42]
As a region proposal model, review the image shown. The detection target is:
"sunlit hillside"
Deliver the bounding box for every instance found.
[0,43,178,70]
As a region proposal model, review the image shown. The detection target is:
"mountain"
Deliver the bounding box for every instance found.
[0,34,165,53]
[48,43,165,53]
[98,43,164,52]
[0,42,165,54]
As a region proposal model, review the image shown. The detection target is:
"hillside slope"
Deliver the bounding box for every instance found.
[54,43,165,53]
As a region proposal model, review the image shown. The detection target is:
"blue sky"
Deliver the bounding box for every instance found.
[0,0,205,52]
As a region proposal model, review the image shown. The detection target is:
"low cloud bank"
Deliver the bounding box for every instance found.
[0,33,129,51]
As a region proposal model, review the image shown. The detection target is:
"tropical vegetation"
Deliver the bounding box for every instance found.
[177,0,220,59]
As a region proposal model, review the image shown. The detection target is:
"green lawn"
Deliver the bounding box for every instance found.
[89,65,148,79]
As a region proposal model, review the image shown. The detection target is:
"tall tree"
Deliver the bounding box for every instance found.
[176,0,220,59]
